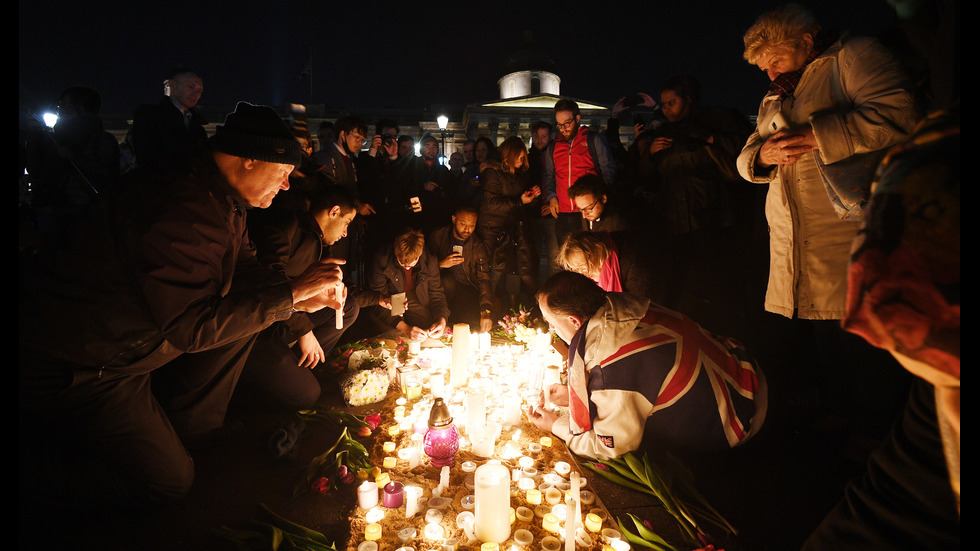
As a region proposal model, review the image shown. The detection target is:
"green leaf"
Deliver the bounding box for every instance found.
[582,462,655,496]
[627,513,680,550]
[616,517,675,551]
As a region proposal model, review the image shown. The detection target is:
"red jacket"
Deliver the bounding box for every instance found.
[542,126,617,213]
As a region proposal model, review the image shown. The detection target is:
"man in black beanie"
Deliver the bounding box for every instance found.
[19,102,347,508]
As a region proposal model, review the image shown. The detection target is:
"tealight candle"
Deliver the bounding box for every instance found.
[425,508,443,524]
[585,513,603,532]
[394,406,406,418]
[365,507,385,523]
[388,425,401,437]
[461,494,476,509]
[364,523,382,541]
[542,513,560,533]
[540,536,561,551]
[375,472,390,488]
[383,456,397,469]
[481,543,498,551]
[514,528,533,546]
[441,538,459,551]
[461,460,477,473]
[580,490,595,506]
[518,456,534,469]
[528,443,542,454]
[544,487,562,505]
[518,477,536,490]
[553,462,570,476]
[383,441,397,453]
[539,436,552,447]
[526,489,541,505]
[397,526,417,544]
[515,506,534,522]
[601,528,622,541]
[357,542,378,551]
[456,511,475,531]
[534,505,550,518]
[424,522,445,540]
[427,496,451,510]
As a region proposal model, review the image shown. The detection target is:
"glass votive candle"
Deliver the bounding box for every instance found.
[542,513,560,533]
[585,513,603,533]
[383,441,397,453]
[364,523,382,541]
[526,488,541,505]
[515,506,534,522]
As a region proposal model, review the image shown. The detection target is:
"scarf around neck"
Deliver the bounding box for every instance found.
[768,29,840,99]
[597,235,623,293]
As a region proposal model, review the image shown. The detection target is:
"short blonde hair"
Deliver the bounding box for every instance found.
[394,228,425,266]
[743,3,821,64]
[556,231,610,278]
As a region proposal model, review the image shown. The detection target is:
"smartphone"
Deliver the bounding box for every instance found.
[452,245,463,256]
[391,292,407,316]
[410,196,422,212]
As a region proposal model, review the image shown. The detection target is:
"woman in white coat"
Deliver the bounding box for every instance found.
[736,4,918,438]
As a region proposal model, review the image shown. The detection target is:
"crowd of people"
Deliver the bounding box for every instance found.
[19,2,957,549]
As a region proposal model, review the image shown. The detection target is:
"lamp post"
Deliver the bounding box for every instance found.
[437,115,449,165]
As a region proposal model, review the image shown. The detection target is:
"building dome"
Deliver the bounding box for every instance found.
[498,31,560,99]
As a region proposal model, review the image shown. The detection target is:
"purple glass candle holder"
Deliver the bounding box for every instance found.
[423,397,459,468]
[383,481,404,508]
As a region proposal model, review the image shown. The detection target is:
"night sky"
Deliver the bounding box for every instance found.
[19,0,904,120]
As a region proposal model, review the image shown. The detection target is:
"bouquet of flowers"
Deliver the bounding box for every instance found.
[490,305,546,346]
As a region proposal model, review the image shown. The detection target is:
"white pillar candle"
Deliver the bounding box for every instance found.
[409,340,421,355]
[479,332,490,351]
[435,465,450,497]
[430,369,445,398]
[336,283,344,329]
[474,461,511,544]
[465,380,488,438]
[358,480,379,509]
[450,324,470,388]
[404,485,423,518]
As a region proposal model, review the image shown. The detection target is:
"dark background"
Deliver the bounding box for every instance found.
[19,1,903,118]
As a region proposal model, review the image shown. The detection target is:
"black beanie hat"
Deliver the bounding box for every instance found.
[209,102,303,167]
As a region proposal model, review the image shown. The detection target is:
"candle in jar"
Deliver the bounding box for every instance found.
[357,480,379,509]
[364,523,382,541]
[474,461,511,543]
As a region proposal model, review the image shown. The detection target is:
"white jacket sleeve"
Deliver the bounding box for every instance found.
[552,388,653,460]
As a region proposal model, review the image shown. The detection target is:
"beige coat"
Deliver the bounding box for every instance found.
[737,34,918,319]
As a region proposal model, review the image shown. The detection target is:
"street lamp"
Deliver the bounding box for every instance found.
[437,115,449,165]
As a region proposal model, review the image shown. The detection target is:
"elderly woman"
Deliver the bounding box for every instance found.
[737,3,918,321]
[737,3,918,453]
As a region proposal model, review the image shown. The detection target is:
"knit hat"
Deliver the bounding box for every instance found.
[209,101,303,167]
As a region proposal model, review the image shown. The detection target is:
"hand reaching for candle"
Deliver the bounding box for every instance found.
[296,331,324,368]
[524,404,559,432]
[397,321,428,341]
[426,317,447,339]
[545,383,570,407]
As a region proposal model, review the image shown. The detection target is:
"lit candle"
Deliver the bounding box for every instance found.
[450,324,470,388]
[545,487,562,505]
[424,522,445,540]
[388,425,400,437]
[479,332,491,351]
[425,508,444,524]
[394,405,406,419]
[474,461,511,544]
[383,456,397,469]
[436,465,450,496]
[357,480,379,509]
[540,436,552,447]
[585,513,603,532]
[408,340,421,355]
[365,507,385,523]
[554,462,571,476]
[375,472,390,488]
[364,523,382,541]
[527,489,541,505]
[383,441,396,453]
[430,368,445,398]
[481,543,499,551]
[461,460,477,473]
[465,379,488,438]
[542,513,560,533]
[383,481,404,508]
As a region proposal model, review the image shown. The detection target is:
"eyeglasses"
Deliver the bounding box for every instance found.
[578,198,600,214]
[556,119,577,130]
